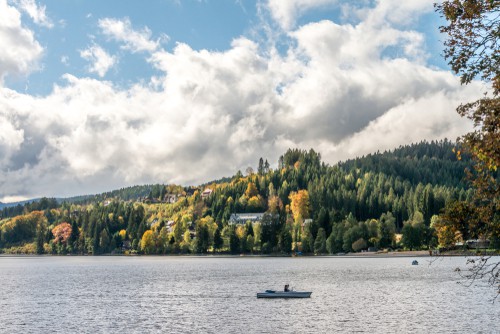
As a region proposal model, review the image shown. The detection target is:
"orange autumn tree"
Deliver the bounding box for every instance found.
[52,222,72,245]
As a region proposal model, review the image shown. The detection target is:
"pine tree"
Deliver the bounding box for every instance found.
[229,227,239,254]
[213,227,223,252]
[69,221,80,253]
[258,157,264,175]
[314,228,327,254]
[35,220,46,255]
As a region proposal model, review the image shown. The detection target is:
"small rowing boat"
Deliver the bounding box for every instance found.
[256,290,312,298]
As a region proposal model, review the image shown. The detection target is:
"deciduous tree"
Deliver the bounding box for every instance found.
[436,0,499,298]
[52,222,72,245]
[289,190,310,224]
[140,230,155,254]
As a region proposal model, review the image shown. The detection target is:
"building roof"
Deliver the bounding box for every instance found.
[229,213,266,224]
[201,188,213,198]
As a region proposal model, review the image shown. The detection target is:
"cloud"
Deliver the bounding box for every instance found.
[266,0,436,31]
[0,112,25,167]
[365,0,435,27]
[266,0,338,30]
[98,17,164,53]
[316,90,477,163]
[80,44,117,77]
[61,55,69,66]
[0,0,480,201]
[13,0,53,28]
[0,0,43,83]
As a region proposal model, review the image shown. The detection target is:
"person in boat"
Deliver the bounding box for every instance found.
[284,284,289,292]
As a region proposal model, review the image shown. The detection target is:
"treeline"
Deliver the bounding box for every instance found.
[341,140,469,188]
[63,184,160,205]
[0,197,59,219]
[1,140,490,255]
[206,139,471,228]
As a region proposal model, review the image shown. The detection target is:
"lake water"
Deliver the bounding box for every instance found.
[0,256,498,333]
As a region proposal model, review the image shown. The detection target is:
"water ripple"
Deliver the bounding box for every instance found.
[0,256,499,333]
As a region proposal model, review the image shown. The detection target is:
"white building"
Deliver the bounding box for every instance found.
[229,213,266,225]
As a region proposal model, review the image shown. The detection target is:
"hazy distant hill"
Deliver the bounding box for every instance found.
[0,199,39,210]
[63,185,157,204]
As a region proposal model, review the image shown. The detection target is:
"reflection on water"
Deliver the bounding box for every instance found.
[0,256,498,333]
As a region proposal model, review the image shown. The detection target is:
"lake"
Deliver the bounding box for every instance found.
[0,256,498,333]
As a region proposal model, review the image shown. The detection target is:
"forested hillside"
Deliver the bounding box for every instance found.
[0,140,481,255]
[64,185,162,205]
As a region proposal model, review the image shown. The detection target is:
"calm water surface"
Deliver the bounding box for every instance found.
[0,256,498,333]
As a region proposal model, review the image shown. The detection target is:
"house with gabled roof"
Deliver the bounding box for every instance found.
[229,213,266,225]
[201,188,213,199]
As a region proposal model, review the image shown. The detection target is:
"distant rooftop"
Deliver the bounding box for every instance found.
[229,213,266,224]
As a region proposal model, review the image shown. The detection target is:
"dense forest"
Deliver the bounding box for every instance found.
[2,140,494,256]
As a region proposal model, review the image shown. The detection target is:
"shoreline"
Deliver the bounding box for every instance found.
[1,250,496,258]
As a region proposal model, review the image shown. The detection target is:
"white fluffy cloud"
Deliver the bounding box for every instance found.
[13,0,53,28]
[267,0,435,31]
[80,44,117,77]
[0,0,43,83]
[98,17,163,53]
[267,0,338,30]
[0,1,480,201]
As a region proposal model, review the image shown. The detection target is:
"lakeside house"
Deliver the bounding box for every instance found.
[466,239,490,249]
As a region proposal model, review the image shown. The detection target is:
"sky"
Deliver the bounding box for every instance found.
[0,0,484,202]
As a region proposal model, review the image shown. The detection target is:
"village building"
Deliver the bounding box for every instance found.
[229,213,266,225]
[201,188,213,199]
[166,220,176,233]
[164,194,179,203]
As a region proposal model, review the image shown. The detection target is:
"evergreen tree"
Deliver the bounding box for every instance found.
[99,228,110,254]
[246,222,254,237]
[229,227,239,254]
[317,207,331,237]
[246,235,254,253]
[69,221,80,253]
[326,230,336,254]
[195,223,210,253]
[314,228,327,254]
[137,218,147,241]
[127,210,137,240]
[213,227,223,252]
[264,159,270,174]
[258,157,264,175]
[35,220,46,255]
[92,223,100,255]
[278,226,292,254]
